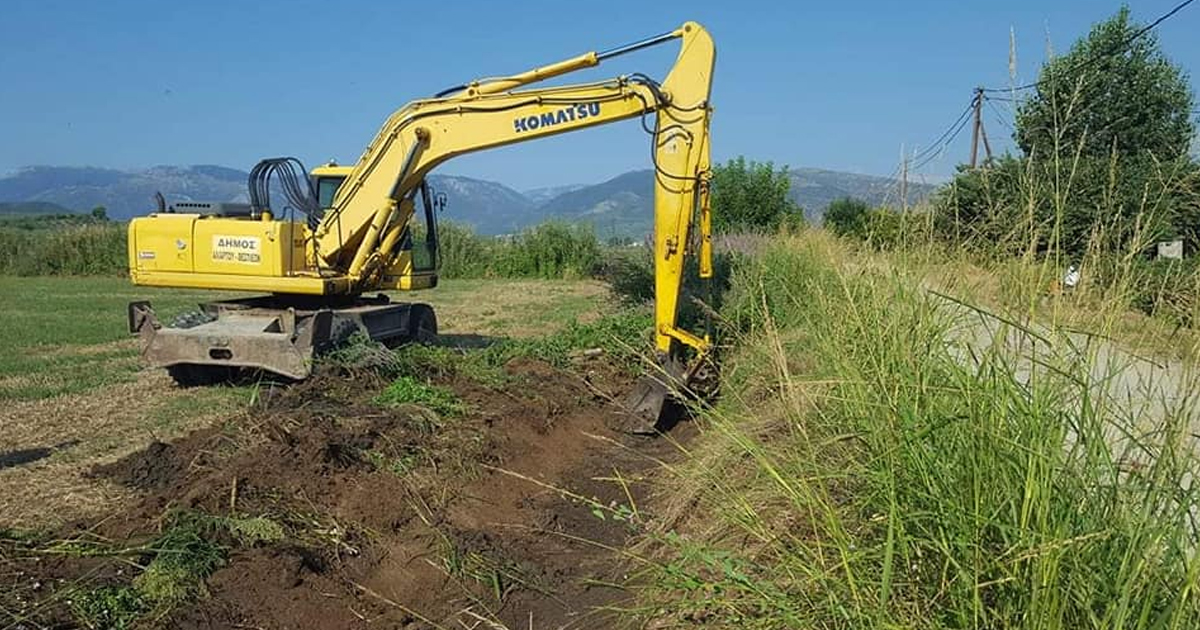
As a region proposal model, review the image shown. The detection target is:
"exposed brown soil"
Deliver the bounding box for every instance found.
[1,356,688,630]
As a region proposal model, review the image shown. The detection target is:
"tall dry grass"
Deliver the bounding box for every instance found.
[639,231,1200,628]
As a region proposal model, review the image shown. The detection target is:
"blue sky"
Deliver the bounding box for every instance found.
[1,0,1197,190]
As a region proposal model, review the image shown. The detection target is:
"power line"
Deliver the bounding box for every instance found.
[982,0,1196,94]
[910,98,977,162]
[984,96,1016,132]
[913,112,973,171]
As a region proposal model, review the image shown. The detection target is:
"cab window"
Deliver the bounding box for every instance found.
[316,176,345,209]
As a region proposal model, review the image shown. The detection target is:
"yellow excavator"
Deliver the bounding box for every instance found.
[127,21,715,429]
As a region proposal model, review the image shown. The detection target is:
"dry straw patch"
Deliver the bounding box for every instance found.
[0,371,241,527]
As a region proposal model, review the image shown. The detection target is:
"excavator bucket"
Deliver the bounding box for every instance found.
[618,352,718,434]
[618,358,686,434]
[620,376,671,434]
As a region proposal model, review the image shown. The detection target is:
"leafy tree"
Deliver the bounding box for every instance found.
[938,7,1200,257]
[710,157,799,233]
[823,197,872,238]
[91,206,108,221]
[1015,7,1195,161]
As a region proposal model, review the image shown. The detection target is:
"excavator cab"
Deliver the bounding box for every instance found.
[309,162,441,289]
[128,160,441,385]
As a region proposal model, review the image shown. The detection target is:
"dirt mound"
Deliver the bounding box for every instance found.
[93,440,186,490]
[3,357,688,629]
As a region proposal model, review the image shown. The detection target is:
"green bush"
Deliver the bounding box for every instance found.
[0,223,127,276]
[600,247,656,305]
[601,242,740,336]
[711,156,802,232]
[823,197,871,238]
[934,155,1197,258]
[436,220,602,280]
[1106,256,1200,326]
[864,206,931,250]
[435,220,494,279]
[491,222,602,279]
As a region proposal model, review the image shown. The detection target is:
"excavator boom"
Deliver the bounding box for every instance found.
[316,21,714,358]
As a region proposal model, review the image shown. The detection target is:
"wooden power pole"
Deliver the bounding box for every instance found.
[969,87,993,168]
[969,88,983,168]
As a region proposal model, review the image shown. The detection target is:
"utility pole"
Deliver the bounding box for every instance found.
[969,87,983,168]
[979,105,993,164]
[900,144,909,211]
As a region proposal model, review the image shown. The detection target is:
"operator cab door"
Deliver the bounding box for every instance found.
[383,179,442,290]
[408,181,443,274]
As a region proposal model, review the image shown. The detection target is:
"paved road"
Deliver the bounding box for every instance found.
[937,293,1200,461]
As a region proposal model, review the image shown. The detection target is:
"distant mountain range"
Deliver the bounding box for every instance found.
[0,201,75,215]
[0,165,936,236]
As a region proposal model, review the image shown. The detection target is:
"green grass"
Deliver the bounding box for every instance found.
[0,276,608,401]
[375,375,466,417]
[0,276,230,400]
[641,231,1200,629]
[400,277,609,339]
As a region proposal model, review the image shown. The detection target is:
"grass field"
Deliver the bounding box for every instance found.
[0,276,609,402]
[0,277,233,401]
[0,275,611,527]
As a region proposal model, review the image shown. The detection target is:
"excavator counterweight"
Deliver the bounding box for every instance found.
[127,22,716,429]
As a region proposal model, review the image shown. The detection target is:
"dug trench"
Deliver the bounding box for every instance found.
[1,354,692,629]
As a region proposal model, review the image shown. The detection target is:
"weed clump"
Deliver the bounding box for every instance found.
[132,512,227,609]
[22,509,292,628]
[70,586,146,630]
[375,376,467,417]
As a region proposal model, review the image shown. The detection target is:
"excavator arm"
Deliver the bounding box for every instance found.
[319,21,715,361]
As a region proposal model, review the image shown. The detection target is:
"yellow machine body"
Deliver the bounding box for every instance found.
[129,215,321,291]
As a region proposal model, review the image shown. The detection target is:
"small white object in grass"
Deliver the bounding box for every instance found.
[1064,265,1080,289]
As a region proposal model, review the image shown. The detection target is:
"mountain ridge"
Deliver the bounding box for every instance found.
[0,164,936,236]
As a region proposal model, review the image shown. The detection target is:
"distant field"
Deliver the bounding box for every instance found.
[0,276,609,401]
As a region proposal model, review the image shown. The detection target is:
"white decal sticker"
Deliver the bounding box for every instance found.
[212,235,261,264]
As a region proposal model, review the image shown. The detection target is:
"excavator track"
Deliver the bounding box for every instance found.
[130,297,437,385]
